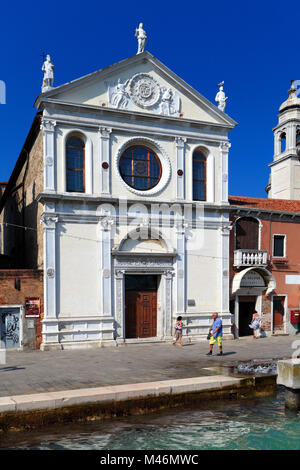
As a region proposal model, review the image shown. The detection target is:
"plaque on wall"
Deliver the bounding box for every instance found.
[25,298,40,317]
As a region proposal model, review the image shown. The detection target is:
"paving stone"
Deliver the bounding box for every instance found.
[0,336,295,397]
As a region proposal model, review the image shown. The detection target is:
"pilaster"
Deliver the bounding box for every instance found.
[219,142,230,203]
[115,269,125,339]
[99,216,114,318]
[40,212,59,349]
[175,221,187,315]
[219,223,230,316]
[41,118,56,192]
[99,127,112,195]
[175,137,186,200]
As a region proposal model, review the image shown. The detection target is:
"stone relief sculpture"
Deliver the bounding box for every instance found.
[160,87,181,116]
[42,54,55,92]
[109,79,130,109]
[135,23,147,54]
[107,73,181,116]
[215,81,228,112]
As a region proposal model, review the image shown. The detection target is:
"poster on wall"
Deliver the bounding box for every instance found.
[25,298,40,317]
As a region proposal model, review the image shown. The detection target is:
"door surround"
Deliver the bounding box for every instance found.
[113,252,175,343]
[125,275,158,339]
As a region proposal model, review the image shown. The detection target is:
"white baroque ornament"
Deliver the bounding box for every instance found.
[128,73,160,109]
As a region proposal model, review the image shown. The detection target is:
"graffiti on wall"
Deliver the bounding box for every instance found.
[1,310,20,348]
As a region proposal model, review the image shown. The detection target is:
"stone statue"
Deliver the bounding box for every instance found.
[160,87,181,116]
[135,23,147,54]
[215,81,228,112]
[160,88,173,115]
[111,79,129,109]
[42,54,55,92]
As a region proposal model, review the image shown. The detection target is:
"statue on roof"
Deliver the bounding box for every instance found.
[135,23,147,54]
[42,54,55,92]
[215,81,228,112]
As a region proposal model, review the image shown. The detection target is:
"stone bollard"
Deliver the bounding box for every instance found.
[277,359,300,410]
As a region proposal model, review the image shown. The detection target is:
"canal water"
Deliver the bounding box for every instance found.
[0,386,299,450]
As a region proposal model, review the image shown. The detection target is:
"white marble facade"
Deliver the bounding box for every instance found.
[36,51,236,349]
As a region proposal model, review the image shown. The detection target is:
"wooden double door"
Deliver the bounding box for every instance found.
[125,275,158,339]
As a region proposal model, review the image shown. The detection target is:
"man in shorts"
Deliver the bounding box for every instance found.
[206,313,223,356]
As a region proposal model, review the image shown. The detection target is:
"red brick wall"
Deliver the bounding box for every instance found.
[0,269,43,349]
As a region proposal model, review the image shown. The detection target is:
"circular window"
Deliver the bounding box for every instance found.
[119,146,162,191]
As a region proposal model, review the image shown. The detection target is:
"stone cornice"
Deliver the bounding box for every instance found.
[230,204,300,220]
[40,98,235,131]
[268,152,299,167]
[37,192,231,212]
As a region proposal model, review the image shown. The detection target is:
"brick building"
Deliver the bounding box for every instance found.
[229,195,300,338]
[0,270,43,349]
[0,116,44,350]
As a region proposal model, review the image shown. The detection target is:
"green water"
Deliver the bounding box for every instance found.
[1,387,299,450]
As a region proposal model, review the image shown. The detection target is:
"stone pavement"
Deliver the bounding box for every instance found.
[0,335,297,398]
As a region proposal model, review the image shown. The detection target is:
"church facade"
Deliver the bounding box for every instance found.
[0,51,236,349]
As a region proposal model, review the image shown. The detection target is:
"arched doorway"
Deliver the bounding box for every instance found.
[231,267,276,338]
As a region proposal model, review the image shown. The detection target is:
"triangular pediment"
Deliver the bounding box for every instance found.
[35,52,236,127]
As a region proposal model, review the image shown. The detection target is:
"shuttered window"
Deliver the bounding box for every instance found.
[235,217,259,250]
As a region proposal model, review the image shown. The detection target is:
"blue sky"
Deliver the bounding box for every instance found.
[0,0,297,197]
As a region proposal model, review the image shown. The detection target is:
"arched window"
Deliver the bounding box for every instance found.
[280,132,286,153]
[119,146,162,191]
[193,150,206,201]
[66,136,85,192]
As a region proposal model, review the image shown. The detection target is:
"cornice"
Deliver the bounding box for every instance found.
[40,98,236,130]
[37,192,231,211]
[229,204,300,220]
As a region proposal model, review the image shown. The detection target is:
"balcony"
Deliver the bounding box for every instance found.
[234,249,268,268]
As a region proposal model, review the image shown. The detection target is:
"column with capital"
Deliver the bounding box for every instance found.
[41,118,56,192]
[40,213,59,349]
[175,137,186,200]
[98,127,112,195]
[219,142,231,203]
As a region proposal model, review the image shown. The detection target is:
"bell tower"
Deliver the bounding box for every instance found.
[267,81,300,199]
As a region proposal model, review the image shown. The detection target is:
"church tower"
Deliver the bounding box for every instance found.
[267,82,300,199]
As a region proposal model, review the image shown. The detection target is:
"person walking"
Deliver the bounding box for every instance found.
[249,310,261,339]
[172,316,184,347]
[206,313,223,356]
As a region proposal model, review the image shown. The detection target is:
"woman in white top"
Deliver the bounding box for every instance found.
[249,310,261,339]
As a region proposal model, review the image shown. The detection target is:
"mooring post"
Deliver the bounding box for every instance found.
[277,359,300,410]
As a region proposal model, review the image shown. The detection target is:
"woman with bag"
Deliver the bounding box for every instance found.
[249,310,261,339]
